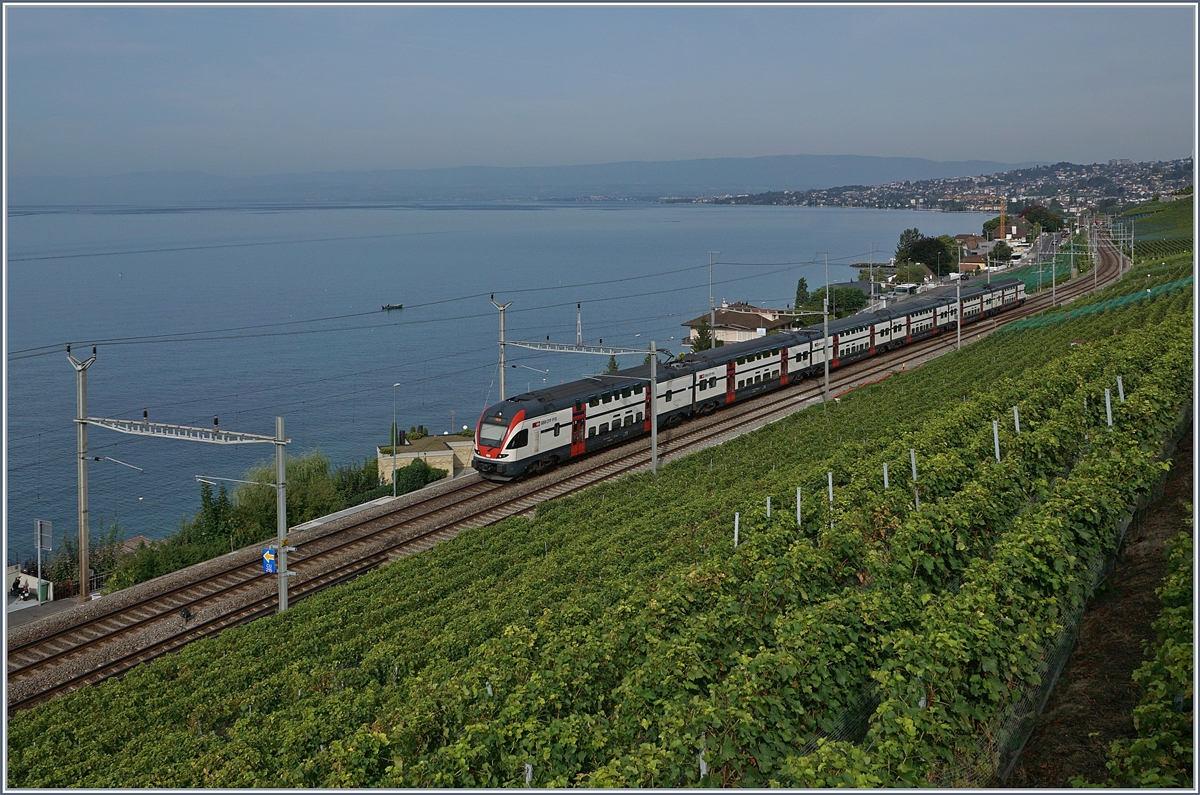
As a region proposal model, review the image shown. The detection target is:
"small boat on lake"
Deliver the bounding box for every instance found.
[382,303,403,311]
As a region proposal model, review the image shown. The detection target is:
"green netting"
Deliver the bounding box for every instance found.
[998,277,1194,333]
[1007,253,1077,294]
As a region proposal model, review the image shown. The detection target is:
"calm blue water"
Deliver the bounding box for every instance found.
[5,202,988,565]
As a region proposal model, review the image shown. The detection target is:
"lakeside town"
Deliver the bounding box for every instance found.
[673,157,1193,216]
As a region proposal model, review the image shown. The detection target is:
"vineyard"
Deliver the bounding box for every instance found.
[7,262,1194,787]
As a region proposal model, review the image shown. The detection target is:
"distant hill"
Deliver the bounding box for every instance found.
[8,154,1045,207]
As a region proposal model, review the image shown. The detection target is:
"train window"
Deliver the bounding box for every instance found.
[738,379,745,389]
[636,412,643,423]
[553,423,561,437]
[664,390,672,402]
[709,377,717,389]
[635,385,644,394]
[698,380,705,392]
[621,388,632,399]
[772,369,779,378]
[624,415,633,427]
[599,422,609,434]
[506,429,529,449]
[754,374,761,384]
[795,353,802,363]
[588,426,596,438]
[589,396,600,407]
[602,393,612,404]
[575,400,582,411]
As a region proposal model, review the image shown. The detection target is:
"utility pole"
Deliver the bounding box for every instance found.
[1056,242,1063,307]
[816,252,830,403]
[66,344,96,604]
[76,383,293,611]
[576,303,583,347]
[708,252,719,346]
[491,295,513,400]
[868,243,877,307]
[274,417,292,612]
[392,383,401,497]
[822,297,830,403]
[649,341,658,478]
[956,277,962,351]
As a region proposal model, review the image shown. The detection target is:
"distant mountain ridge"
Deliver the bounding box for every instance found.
[9,154,1046,206]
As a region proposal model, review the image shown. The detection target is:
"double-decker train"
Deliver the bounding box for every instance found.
[473,277,1025,481]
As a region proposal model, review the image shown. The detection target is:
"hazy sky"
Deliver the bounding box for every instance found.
[5,4,1195,178]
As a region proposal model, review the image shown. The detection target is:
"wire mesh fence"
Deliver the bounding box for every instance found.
[999,276,1193,333]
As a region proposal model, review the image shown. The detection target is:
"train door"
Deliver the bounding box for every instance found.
[779,349,789,385]
[725,361,736,403]
[571,403,586,457]
[832,333,840,368]
[905,315,912,343]
[869,324,876,355]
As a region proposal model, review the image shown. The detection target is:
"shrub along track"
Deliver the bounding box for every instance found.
[5,240,1122,715]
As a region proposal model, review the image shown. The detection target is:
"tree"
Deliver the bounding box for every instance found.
[908,236,954,276]
[895,227,923,262]
[794,277,809,308]
[982,217,1001,239]
[893,262,931,284]
[832,286,867,315]
[1018,204,1065,232]
[605,355,619,373]
[691,318,713,352]
[990,242,1014,266]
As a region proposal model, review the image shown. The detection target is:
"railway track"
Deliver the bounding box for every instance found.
[6,235,1124,714]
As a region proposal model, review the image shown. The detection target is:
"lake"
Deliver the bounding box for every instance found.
[5,201,989,564]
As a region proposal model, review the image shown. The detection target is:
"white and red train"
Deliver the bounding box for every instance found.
[473,277,1025,480]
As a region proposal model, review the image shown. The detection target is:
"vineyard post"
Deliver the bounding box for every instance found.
[992,419,1001,462]
[909,448,919,509]
[883,461,889,489]
[1013,405,1020,434]
[1117,376,1125,402]
[827,471,833,531]
[525,764,533,786]
[1105,389,1113,430]
[766,496,771,519]
[734,513,739,548]
[796,486,802,530]
[699,734,709,779]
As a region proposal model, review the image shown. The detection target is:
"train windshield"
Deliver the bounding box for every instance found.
[478,419,510,448]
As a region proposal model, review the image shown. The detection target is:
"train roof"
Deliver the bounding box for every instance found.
[482,276,1023,419]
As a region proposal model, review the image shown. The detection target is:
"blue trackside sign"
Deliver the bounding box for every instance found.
[262,547,276,574]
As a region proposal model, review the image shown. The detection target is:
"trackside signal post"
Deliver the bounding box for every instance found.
[67,347,294,612]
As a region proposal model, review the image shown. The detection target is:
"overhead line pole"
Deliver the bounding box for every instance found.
[68,358,294,611]
[491,295,513,401]
[708,252,719,348]
[66,345,96,605]
[816,253,830,403]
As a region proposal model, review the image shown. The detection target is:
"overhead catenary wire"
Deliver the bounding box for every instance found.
[9,251,873,360]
